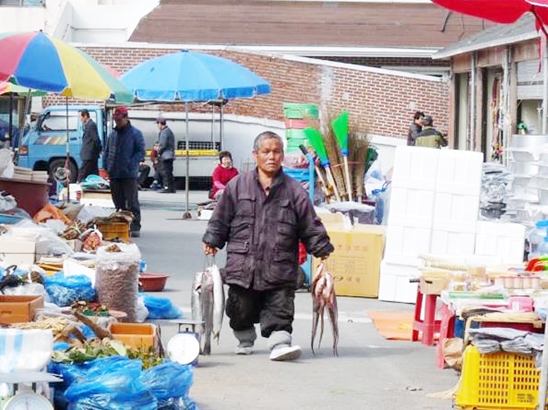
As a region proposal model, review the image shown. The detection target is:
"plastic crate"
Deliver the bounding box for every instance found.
[455,345,545,409]
[96,221,130,242]
[109,323,157,349]
[283,102,319,119]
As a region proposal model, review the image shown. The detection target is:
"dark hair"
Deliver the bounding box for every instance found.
[219,151,232,162]
[253,131,284,152]
[413,111,425,120]
[80,109,90,117]
[422,115,433,126]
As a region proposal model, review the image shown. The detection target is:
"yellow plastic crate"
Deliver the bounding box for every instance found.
[456,345,546,409]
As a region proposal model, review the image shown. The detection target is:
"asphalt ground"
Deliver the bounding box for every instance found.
[132,190,459,410]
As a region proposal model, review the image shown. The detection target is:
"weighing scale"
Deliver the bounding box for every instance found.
[167,320,204,366]
[0,372,62,410]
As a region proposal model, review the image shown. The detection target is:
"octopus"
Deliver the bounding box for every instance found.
[311,262,339,356]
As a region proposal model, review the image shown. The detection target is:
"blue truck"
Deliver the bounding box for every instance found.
[17,104,107,182]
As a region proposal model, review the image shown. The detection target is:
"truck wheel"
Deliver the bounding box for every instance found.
[49,159,77,183]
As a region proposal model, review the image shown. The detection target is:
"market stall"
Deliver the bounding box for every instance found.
[0,195,198,409]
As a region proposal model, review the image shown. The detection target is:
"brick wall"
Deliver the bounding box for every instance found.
[50,47,450,139]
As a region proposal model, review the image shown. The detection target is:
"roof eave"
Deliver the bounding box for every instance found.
[432,31,539,59]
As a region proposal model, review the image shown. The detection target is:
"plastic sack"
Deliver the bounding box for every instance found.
[142,294,183,320]
[140,361,193,400]
[0,193,16,212]
[65,364,158,410]
[96,244,141,322]
[33,204,73,225]
[135,295,149,323]
[44,273,95,307]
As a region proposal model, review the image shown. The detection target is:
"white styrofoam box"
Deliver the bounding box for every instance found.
[0,237,36,265]
[432,192,480,232]
[384,224,431,263]
[378,260,419,303]
[391,146,440,191]
[430,228,476,256]
[435,149,483,196]
[475,221,526,264]
[387,186,436,228]
[419,253,504,267]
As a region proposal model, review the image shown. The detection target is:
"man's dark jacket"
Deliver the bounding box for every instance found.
[104,122,145,179]
[203,169,334,290]
[80,119,101,160]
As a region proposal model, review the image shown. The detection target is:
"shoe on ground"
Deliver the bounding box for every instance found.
[130,231,141,238]
[269,345,302,361]
[235,346,253,355]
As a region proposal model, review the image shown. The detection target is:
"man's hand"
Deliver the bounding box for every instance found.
[203,243,218,256]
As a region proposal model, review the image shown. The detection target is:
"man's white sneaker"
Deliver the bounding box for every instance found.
[269,345,302,361]
[235,346,253,355]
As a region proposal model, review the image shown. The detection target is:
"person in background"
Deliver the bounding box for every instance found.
[77,109,102,183]
[407,111,425,146]
[149,143,163,190]
[415,115,448,149]
[137,162,151,190]
[210,151,239,199]
[202,131,334,362]
[104,107,146,238]
[156,117,176,193]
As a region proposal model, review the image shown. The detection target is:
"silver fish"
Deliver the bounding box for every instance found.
[311,263,339,356]
[209,264,225,343]
[201,269,215,355]
[191,270,204,334]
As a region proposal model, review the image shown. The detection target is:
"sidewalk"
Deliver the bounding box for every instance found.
[139,189,210,211]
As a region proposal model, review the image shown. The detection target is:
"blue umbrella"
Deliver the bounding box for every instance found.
[121,50,272,217]
[121,50,271,101]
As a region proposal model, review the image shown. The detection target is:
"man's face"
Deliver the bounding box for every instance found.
[418,117,425,126]
[80,114,86,124]
[253,137,284,176]
[156,122,163,130]
[114,116,129,128]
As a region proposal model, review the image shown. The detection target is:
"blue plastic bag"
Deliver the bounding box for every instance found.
[140,361,193,400]
[44,273,95,307]
[141,294,183,319]
[65,362,157,410]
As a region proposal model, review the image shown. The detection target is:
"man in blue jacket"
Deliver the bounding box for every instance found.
[104,107,146,238]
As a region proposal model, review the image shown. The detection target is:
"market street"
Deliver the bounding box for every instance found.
[133,191,459,410]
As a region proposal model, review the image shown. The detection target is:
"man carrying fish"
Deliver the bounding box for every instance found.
[202,131,334,362]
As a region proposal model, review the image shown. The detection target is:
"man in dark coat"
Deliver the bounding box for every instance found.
[77,109,102,182]
[104,107,146,237]
[203,131,334,361]
[156,116,176,193]
[407,111,425,146]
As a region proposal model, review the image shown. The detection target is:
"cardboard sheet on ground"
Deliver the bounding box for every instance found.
[367,310,414,340]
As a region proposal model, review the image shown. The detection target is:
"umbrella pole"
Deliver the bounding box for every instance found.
[183,102,191,219]
[65,98,70,202]
[220,103,224,151]
[8,93,13,149]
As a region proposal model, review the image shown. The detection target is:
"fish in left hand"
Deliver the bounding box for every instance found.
[311,262,339,356]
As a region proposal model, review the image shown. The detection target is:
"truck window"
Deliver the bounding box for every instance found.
[40,112,78,132]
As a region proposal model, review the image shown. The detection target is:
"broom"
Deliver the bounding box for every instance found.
[323,116,346,199]
[332,111,353,201]
[298,144,331,202]
[304,128,341,201]
[349,131,369,201]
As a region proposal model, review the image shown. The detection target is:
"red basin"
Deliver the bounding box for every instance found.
[139,273,169,292]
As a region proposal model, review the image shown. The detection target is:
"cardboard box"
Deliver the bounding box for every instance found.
[313,224,385,297]
[317,212,345,225]
[419,276,449,295]
[109,323,157,349]
[0,295,44,323]
[0,237,36,265]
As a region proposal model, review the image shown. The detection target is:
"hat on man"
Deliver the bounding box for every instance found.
[112,106,129,120]
[156,116,166,125]
[80,108,90,116]
[422,115,433,127]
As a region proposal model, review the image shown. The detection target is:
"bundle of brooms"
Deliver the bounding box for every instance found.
[306,110,370,202]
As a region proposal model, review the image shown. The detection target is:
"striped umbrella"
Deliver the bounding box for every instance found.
[0,31,132,103]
